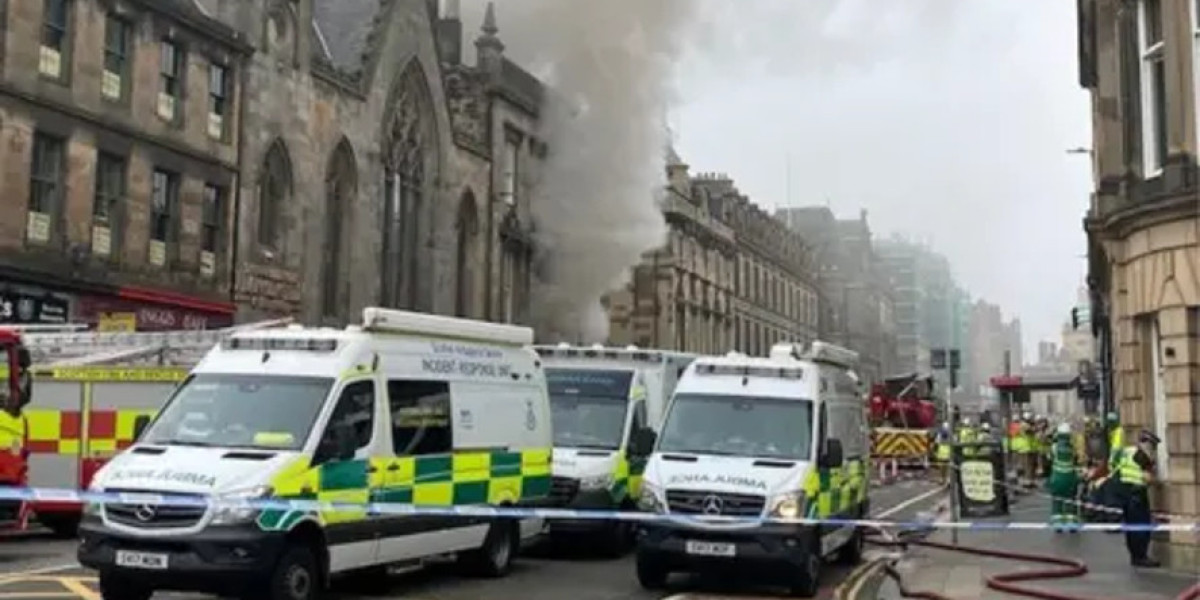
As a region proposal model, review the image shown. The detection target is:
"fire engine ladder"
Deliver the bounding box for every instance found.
[19,318,294,367]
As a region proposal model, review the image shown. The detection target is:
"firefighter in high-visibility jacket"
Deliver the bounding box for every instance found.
[1115,430,1161,568]
[957,418,977,458]
[1048,422,1080,530]
[1106,411,1124,469]
[934,422,953,484]
[1011,413,1035,487]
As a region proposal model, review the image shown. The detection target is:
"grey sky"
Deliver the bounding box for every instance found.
[461,0,1091,357]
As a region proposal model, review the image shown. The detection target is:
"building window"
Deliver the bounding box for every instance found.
[501,138,518,206]
[258,140,292,250]
[158,40,183,122]
[207,64,229,140]
[92,153,125,257]
[39,0,71,80]
[149,169,179,267]
[200,184,222,277]
[1139,0,1166,175]
[101,15,129,100]
[323,141,356,318]
[28,133,66,245]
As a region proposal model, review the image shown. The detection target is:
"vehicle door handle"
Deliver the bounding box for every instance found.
[367,465,378,473]
[387,464,400,472]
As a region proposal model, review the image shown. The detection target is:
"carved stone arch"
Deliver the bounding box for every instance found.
[257,138,293,251]
[455,189,480,318]
[322,137,358,319]
[380,58,440,310]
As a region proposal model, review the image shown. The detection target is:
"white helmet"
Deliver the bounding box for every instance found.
[981,422,992,431]
[1056,422,1071,435]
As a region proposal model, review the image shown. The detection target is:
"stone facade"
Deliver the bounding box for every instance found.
[606,150,738,353]
[776,206,897,383]
[0,0,249,329]
[1079,0,1200,570]
[197,0,545,326]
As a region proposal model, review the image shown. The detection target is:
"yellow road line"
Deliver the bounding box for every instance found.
[60,577,102,600]
[0,593,78,598]
[0,575,96,585]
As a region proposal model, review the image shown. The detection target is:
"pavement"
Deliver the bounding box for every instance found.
[876,490,1198,600]
[0,479,945,600]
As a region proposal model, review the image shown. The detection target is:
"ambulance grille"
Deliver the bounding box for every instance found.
[665,490,765,517]
[549,476,580,505]
[105,492,206,529]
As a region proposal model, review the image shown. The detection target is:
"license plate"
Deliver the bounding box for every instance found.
[115,550,169,570]
[685,540,736,557]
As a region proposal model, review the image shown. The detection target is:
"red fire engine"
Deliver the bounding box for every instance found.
[0,328,33,530]
[868,373,940,476]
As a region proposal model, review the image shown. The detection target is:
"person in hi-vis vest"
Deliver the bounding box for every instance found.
[1114,430,1161,568]
[1048,423,1081,530]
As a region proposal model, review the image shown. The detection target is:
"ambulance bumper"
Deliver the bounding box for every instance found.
[77,522,286,594]
[635,519,819,573]
[549,488,623,534]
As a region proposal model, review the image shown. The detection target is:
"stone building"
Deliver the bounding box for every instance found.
[1078,0,1200,570]
[776,206,897,383]
[606,159,818,356]
[606,150,737,353]
[691,174,819,356]
[0,0,251,330]
[198,0,544,326]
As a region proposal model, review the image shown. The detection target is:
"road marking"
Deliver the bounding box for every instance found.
[0,564,81,579]
[59,577,101,600]
[873,485,946,519]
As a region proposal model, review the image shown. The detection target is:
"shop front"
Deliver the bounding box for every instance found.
[0,274,233,332]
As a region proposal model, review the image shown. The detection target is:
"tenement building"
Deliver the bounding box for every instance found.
[606,149,737,353]
[0,0,250,330]
[200,0,544,325]
[687,173,819,356]
[1079,0,1200,569]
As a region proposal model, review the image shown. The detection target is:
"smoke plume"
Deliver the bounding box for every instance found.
[460,0,697,343]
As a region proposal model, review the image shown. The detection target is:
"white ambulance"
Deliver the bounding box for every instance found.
[531,344,696,554]
[632,342,869,598]
[77,308,554,600]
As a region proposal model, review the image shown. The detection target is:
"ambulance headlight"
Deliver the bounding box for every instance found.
[579,473,614,491]
[210,485,272,526]
[769,492,807,521]
[637,483,665,513]
[83,483,105,518]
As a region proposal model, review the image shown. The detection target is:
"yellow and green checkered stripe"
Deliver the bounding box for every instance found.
[608,452,647,503]
[259,448,551,532]
[802,458,868,519]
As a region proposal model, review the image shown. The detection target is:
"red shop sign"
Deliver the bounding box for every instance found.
[77,296,233,331]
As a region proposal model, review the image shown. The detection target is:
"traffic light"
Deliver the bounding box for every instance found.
[1071,308,1080,330]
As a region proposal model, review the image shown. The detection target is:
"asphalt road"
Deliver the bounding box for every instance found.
[0,479,943,600]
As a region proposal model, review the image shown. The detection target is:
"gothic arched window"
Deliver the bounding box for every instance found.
[381,63,434,309]
[257,139,292,249]
[323,138,357,318]
[455,191,479,317]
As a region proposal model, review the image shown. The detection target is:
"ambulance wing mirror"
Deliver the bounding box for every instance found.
[820,439,844,469]
[629,427,657,457]
[132,415,152,441]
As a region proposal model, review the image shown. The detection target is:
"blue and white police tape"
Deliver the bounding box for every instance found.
[8,485,1199,533]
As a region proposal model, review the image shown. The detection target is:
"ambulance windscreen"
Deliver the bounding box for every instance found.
[656,393,813,461]
[141,374,333,451]
[546,368,633,450]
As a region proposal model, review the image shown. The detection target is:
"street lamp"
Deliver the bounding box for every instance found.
[1066,147,1092,155]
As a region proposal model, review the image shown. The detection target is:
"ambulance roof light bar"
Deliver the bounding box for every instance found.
[532,344,664,363]
[362,307,533,347]
[695,362,804,380]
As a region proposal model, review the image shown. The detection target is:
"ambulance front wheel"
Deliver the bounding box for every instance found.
[634,551,668,590]
[97,572,153,600]
[259,544,320,600]
[786,551,821,598]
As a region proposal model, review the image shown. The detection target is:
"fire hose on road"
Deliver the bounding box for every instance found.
[864,530,1200,600]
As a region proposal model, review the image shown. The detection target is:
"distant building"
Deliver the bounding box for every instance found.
[776,206,897,383]
[606,161,820,355]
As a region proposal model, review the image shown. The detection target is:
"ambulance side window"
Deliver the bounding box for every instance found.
[817,403,828,458]
[389,380,452,456]
[317,380,375,460]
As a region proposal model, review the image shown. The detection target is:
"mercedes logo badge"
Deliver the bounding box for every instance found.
[134,504,157,522]
[701,495,724,515]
